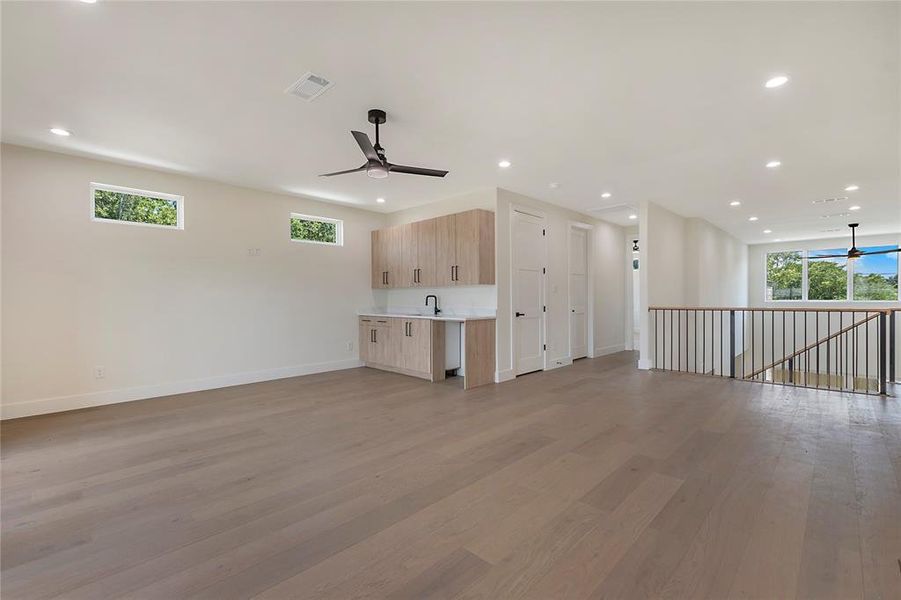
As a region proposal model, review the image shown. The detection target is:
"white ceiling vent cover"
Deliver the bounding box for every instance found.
[285,72,334,102]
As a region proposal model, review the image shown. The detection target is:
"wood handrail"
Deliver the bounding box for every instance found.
[648,306,895,314]
[744,312,881,380]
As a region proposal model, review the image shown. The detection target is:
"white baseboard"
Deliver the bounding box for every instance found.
[593,343,626,357]
[495,368,516,383]
[546,356,573,370]
[1,358,363,420]
[637,358,654,370]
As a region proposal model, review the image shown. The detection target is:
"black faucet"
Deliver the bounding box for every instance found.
[425,294,441,316]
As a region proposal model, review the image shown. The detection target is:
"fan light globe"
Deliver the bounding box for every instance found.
[366,165,389,179]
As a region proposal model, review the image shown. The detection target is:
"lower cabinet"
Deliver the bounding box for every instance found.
[359,316,444,381]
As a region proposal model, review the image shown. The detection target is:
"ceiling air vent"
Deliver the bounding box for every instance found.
[812,196,848,205]
[285,72,334,102]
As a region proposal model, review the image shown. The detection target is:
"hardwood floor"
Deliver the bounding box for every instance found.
[2,352,900,599]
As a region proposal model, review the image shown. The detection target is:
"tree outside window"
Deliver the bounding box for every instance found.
[93,189,179,227]
[766,251,802,300]
[853,246,899,301]
[290,214,342,245]
[808,249,848,300]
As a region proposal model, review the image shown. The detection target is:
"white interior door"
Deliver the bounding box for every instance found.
[513,210,545,375]
[569,227,589,360]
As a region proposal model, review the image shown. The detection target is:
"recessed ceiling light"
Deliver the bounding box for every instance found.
[849,205,861,211]
[549,182,559,189]
[844,184,859,192]
[498,160,511,168]
[628,214,637,220]
[748,216,759,222]
[601,192,612,199]
[50,127,71,137]
[766,160,781,168]
[79,0,98,3]
[763,229,772,234]
[376,197,385,204]
[729,200,741,207]
[764,75,789,88]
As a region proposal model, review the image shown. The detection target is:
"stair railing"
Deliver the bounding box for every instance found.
[647,307,897,396]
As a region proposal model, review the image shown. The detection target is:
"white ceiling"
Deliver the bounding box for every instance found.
[2,1,899,242]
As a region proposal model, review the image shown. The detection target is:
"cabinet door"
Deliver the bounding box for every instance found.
[402,319,432,374]
[435,214,456,287]
[384,227,403,288]
[371,231,384,289]
[372,319,392,365]
[454,210,481,285]
[399,223,417,288]
[415,219,437,287]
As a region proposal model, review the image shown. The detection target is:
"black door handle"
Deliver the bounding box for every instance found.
[515,312,525,317]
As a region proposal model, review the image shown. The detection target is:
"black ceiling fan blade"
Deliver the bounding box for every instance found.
[351,131,381,162]
[860,247,901,256]
[387,163,449,178]
[319,164,367,177]
[808,253,850,259]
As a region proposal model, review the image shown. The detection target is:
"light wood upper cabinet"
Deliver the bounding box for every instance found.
[455,209,495,285]
[415,219,437,287]
[372,227,403,288]
[435,214,457,287]
[399,223,417,288]
[371,209,494,289]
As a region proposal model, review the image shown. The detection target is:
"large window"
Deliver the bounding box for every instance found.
[766,251,802,300]
[808,248,847,301]
[290,213,343,246]
[853,246,899,300]
[766,245,899,302]
[92,183,183,229]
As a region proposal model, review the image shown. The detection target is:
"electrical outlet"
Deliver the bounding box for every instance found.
[345,340,353,352]
[247,248,261,256]
[94,366,105,379]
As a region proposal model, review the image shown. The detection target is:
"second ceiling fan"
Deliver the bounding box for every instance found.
[807,223,900,260]
[320,109,449,179]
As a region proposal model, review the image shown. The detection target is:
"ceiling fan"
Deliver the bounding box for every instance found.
[807,223,900,259]
[320,109,448,179]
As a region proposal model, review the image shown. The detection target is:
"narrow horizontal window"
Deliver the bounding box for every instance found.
[290,213,343,246]
[92,183,183,229]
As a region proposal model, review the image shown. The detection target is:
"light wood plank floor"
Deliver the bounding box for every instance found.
[2,352,900,599]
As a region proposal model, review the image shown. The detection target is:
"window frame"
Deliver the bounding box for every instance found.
[90,182,184,230]
[289,212,344,246]
[764,246,900,303]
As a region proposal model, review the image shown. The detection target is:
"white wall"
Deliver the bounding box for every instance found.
[639,201,749,371]
[496,188,626,381]
[1,144,386,418]
[684,217,748,307]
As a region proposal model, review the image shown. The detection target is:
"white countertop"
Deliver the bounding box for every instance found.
[358,309,496,322]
